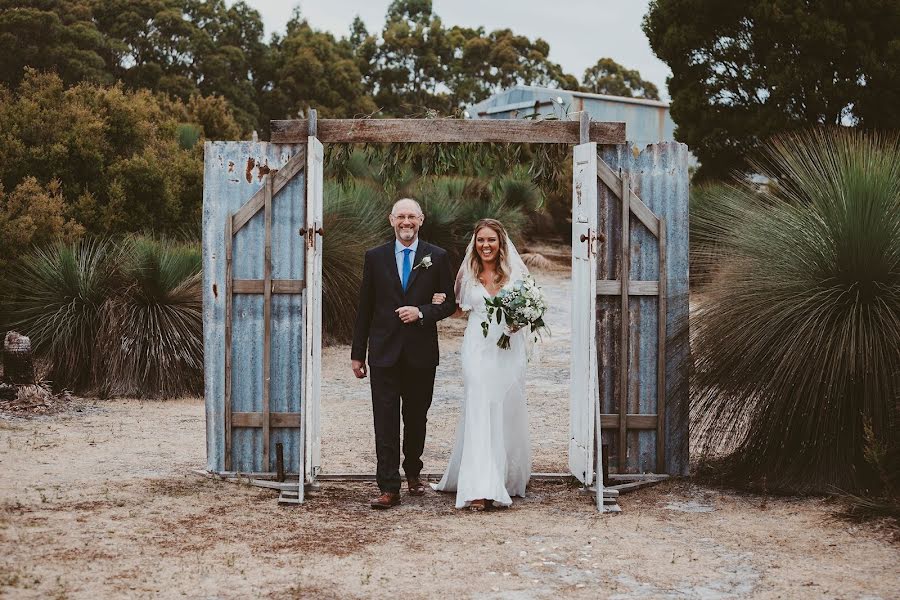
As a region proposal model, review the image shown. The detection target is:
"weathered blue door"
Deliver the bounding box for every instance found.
[203,137,322,499]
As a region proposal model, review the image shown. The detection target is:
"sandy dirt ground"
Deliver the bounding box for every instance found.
[1,267,897,599]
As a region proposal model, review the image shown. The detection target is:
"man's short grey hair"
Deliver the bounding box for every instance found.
[391,198,423,216]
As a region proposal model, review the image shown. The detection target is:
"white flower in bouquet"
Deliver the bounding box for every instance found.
[481,274,550,349]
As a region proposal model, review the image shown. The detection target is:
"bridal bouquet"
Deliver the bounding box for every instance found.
[482,274,549,349]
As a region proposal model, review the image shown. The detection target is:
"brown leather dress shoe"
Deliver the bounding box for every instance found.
[370,491,401,509]
[407,477,426,496]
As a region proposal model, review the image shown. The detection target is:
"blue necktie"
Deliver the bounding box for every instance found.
[401,248,413,291]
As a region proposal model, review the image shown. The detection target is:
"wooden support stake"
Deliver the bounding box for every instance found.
[308,108,317,137]
[619,172,630,473]
[602,443,610,487]
[275,443,285,483]
[262,176,273,472]
[579,111,590,144]
[657,218,667,473]
[224,213,234,471]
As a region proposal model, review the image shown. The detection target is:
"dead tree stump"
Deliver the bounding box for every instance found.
[3,331,35,385]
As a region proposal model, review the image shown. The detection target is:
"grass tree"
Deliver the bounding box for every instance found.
[5,239,116,391]
[414,175,528,269]
[96,236,202,398]
[691,128,900,495]
[322,181,392,343]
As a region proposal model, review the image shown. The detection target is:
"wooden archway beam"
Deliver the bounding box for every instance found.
[270,118,625,145]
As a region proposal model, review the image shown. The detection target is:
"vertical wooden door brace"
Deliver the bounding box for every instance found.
[262,176,273,471]
[224,214,234,471]
[618,173,631,474]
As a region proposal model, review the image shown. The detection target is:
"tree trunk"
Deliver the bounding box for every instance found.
[3,331,35,385]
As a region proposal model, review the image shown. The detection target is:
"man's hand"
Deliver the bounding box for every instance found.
[351,359,367,379]
[395,306,420,324]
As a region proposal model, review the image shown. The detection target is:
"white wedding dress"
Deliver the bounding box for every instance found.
[433,279,532,508]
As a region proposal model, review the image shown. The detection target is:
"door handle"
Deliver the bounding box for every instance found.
[580,231,606,243]
[299,225,325,248]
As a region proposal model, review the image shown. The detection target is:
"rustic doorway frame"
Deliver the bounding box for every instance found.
[208,110,681,510]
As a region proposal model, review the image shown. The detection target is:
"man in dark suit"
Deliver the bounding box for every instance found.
[351,198,457,509]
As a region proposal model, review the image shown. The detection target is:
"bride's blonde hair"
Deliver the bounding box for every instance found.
[468,219,511,286]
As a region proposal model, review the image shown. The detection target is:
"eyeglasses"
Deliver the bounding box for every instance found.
[392,214,421,221]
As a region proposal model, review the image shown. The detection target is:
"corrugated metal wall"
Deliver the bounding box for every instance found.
[597,142,690,474]
[201,136,690,477]
[202,141,306,473]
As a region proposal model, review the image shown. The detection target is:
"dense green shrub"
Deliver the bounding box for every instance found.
[0,177,84,273]
[691,128,900,494]
[0,70,218,239]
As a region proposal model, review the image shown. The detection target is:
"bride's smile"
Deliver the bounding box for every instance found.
[476,228,500,263]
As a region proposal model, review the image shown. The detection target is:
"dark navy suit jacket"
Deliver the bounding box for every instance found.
[351,240,457,368]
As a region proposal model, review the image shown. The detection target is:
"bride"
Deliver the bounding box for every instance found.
[430,218,532,511]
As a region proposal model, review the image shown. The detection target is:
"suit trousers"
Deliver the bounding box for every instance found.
[369,355,436,493]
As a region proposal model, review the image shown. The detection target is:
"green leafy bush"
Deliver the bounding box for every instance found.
[0,70,206,239]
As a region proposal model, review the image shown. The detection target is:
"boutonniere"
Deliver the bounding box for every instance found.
[413,254,433,270]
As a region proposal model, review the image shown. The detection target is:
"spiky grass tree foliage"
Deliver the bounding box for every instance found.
[691,129,900,494]
[5,239,116,391]
[689,182,733,286]
[96,236,202,398]
[496,168,542,212]
[414,176,528,269]
[323,181,391,344]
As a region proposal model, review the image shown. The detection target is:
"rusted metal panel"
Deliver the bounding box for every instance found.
[203,141,305,473]
[597,142,690,474]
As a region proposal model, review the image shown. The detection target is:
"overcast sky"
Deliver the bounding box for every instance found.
[240,0,672,101]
